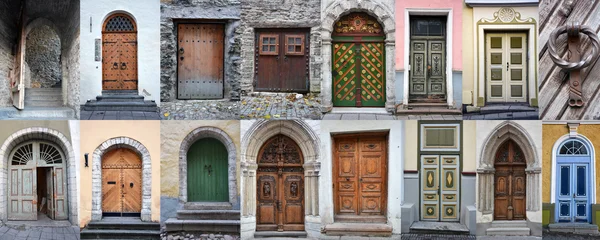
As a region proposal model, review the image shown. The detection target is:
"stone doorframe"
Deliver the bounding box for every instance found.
[178,127,238,207]
[0,127,77,224]
[321,0,396,113]
[477,121,541,215]
[403,9,454,108]
[91,137,152,222]
[240,120,320,239]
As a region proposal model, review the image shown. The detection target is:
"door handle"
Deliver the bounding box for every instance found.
[427,65,432,76]
[204,164,213,176]
[345,177,350,181]
[113,62,118,69]
[121,62,127,70]
[506,62,509,71]
[437,187,440,196]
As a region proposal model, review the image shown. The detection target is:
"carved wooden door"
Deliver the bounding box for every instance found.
[102,148,142,217]
[486,33,527,103]
[257,135,304,231]
[420,155,460,221]
[102,14,138,90]
[332,13,386,107]
[494,140,526,220]
[333,133,387,221]
[177,23,224,99]
[409,17,446,102]
[187,138,229,202]
[255,29,309,92]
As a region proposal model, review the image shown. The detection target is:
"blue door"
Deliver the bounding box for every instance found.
[556,139,592,223]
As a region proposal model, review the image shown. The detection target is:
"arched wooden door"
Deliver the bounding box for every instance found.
[102,148,142,217]
[256,135,304,231]
[494,140,526,220]
[8,141,68,220]
[187,138,228,202]
[102,13,138,90]
[332,13,385,107]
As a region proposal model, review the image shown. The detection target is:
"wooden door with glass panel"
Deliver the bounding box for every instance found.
[409,17,446,102]
[486,33,527,102]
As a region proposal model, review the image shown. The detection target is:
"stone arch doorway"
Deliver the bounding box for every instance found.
[101,148,142,217]
[102,13,138,90]
[493,140,526,220]
[25,23,62,89]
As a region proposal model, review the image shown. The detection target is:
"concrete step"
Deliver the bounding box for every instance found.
[82,101,158,112]
[548,223,599,235]
[486,227,530,236]
[25,88,61,93]
[102,90,139,95]
[176,209,240,220]
[491,220,528,228]
[396,108,462,115]
[323,222,392,237]
[407,102,448,108]
[96,94,145,102]
[184,202,233,210]
[334,215,387,223]
[165,218,240,233]
[254,231,307,238]
[0,107,75,119]
[479,105,537,114]
[25,94,62,101]
[24,100,63,107]
[86,220,160,230]
[80,229,160,239]
[409,221,470,235]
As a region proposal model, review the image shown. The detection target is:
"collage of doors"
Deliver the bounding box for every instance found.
[1,0,600,240]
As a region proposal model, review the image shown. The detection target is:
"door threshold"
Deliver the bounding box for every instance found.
[254,231,308,238]
[331,107,388,114]
[334,215,387,223]
[409,221,469,235]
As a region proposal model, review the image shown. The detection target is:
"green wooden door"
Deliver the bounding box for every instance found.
[187,138,228,202]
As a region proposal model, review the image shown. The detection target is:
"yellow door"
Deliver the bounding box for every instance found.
[486,33,527,103]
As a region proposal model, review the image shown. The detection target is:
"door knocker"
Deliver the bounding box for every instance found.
[121,62,127,70]
[204,164,212,176]
[112,62,118,69]
[548,22,600,107]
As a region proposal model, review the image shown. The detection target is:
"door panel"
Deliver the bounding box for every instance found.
[255,31,309,92]
[410,40,427,95]
[122,168,142,213]
[8,167,37,220]
[177,24,224,99]
[187,138,229,202]
[420,155,461,221]
[257,174,277,228]
[53,167,68,220]
[47,168,54,219]
[102,148,142,216]
[359,43,385,107]
[555,162,590,222]
[102,168,122,213]
[333,43,358,107]
[486,33,527,102]
[440,156,459,221]
[283,173,304,230]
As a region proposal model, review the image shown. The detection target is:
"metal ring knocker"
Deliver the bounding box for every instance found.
[548,22,600,107]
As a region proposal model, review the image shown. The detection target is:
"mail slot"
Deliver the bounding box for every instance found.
[107,181,116,185]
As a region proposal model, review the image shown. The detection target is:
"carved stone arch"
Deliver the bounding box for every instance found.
[178,127,238,207]
[0,127,77,224]
[91,137,152,221]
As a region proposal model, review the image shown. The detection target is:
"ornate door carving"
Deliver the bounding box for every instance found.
[409,17,446,102]
[102,148,142,217]
[420,155,460,221]
[333,133,387,220]
[256,135,304,231]
[102,14,138,90]
[494,140,526,220]
[332,13,386,107]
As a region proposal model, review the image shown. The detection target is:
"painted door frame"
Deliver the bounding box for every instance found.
[403,8,454,108]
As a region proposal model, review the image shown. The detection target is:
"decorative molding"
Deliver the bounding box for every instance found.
[568,122,580,137]
[478,7,536,24]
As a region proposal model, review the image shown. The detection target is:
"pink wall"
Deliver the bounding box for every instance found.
[395,0,463,71]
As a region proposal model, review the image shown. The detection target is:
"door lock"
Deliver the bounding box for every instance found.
[130,182,134,188]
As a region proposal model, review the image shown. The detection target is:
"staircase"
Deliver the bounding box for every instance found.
[165,203,240,234]
[82,90,158,112]
[397,102,461,115]
[486,220,530,236]
[80,217,160,239]
[409,221,470,235]
[25,88,62,107]
[0,88,75,119]
[548,223,599,235]
[322,222,392,237]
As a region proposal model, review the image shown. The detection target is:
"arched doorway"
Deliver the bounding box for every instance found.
[101,148,142,217]
[332,12,385,107]
[256,134,304,231]
[493,140,526,220]
[8,141,68,221]
[555,139,592,223]
[102,13,138,90]
[187,138,228,202]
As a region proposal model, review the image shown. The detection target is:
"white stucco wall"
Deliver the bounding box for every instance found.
[319,120,404,235]
[79,0,161,106]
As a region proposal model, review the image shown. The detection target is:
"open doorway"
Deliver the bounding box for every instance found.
[36,167,56,220]
[24,24,63,108]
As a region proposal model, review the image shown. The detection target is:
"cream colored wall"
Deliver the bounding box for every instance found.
[79,121,161,227]
[160,121,240,198]
[462,3,474,105]
[463,120,476,172]
[404,120,419,171]
[0,120,71,143]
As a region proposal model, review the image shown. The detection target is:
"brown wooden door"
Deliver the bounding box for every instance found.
[102,148,142,217]
[177,23,224,99]
[494,140,526,220]
[257,135,304,231]
[255,30,309,92]
[102,14,138,90]
[333,133,387,221]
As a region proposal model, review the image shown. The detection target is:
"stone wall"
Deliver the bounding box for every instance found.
[0,1,20,107]
[63,34,80,118]
[240,0,322,94]
[25,25,61,88]
[160,0,241,101]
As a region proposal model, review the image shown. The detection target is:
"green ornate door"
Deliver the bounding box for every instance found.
[187,138,228,202]
[332,13,385,107]
[420,155,460,221]
[409,17,447,102]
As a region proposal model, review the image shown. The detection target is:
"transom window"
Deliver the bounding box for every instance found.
[103,14,136,32]
[285,35,305,55]
[11,141,63,165]
[259,34,279,55]
[559,139,589,155]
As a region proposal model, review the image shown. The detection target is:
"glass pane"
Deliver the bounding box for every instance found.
[262,38,268,44]
[560,202,570,217]
[491,69,502,81]
[262,46,268,52]
[511,53,522,64]
[288,37,295,44]
[491,85,503,97]
[577,166,586,196]
[296,38,302,44]
[412,20,428,36]
[511,69,523,80]
[296,46,302,52]
[270,45,276,52]
[560,166,570,196]
[491,37,502,48]
[288,45,294,52]
[510,37,522,48]
[270,37,276,44]
[491,53,502,64]
[511,85,522,97]
[428,20,443,36]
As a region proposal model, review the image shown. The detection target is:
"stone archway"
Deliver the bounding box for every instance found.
[178,127,238,206]
[0,127,77,224]
[477,121,541,214]
[321,0,396,112]
[91,137,152,222]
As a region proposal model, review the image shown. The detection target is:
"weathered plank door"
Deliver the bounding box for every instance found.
[53,165,68,220]
[46,168,55,219]
[102,148,142,216]
[409,17,446,102]
[255,30,309,92]
[333,133,387,221]
[187,138,229,202]
[177,23,224,99]
[486,33,527,103]
[420,155,460,221]
[8,143,37,220]
[494,140,526,220]
[102,14,138,90]
[257,135,304,231]
[556,139,591,223]
[10,7,26,109]
[332,13,386,107]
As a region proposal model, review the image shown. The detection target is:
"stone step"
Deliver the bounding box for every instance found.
[80,229,161,239]
[102,90,139,95]
[24,100,63,107]
[0,107,75,119]
[486,227,530,236]
[407,102,449,108]
[479,105,537,114]
[25,94,62,101]
[253,231,307,238]
[82,101,158,112]
[396,108,462,115]
[165,218,240,234]
[334,215,387,223]
[86,220,160,230]
[96,94,145,102]
[176,209,240,220]
[183,202,233,210]
[409,221,470,235]
[25,88,61,93]
[491,220,528,228]
[323,222,392,237]
[548,223,599,235]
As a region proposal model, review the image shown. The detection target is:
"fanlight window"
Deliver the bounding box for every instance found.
[11,142,63,165]
[104,14,136,32]
[11,143,33,165]
[559,140,589,155]
[40,143,63,164]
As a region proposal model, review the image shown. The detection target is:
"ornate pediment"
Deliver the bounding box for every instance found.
[478,7,536,24]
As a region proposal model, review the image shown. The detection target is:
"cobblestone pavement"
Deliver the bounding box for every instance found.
[81,110,161,120]
[323,113,396,120]
[240,94,322,120]
[397,115,462,120]
[401,234,475,240]
[543,230,599,240]
[0,225,80,240]
[463,110,539,120]
[161,231,239,240]
[160,100,240,120]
